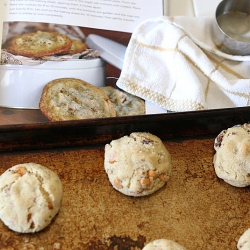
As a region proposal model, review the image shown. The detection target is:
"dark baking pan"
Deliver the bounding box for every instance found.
[0,106,249,152]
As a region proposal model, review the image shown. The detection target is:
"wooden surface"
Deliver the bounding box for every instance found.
[0,137,250,249]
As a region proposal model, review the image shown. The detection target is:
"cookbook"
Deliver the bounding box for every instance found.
[0,0,166,109]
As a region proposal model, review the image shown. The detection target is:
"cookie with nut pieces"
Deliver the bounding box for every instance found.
[237,228,250,250]
[5,30,72,57]
[0,163,63,233]
[104,132,172,197]
[63,39,88,55]
[39,78,116,121]
[100,86,145,116]
[213,123,250,187]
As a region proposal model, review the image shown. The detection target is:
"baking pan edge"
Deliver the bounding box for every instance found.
[0,106,249,152]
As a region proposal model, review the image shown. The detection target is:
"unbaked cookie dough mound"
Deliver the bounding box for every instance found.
[104,132,172,197]
[213,123,250,187]
[238,228,250,250]
[0,163,63,233]
[143,239,186,250]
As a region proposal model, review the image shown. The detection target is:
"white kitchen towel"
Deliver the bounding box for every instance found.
[116,16,250,111]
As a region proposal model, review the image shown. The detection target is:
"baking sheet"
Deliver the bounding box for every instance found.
[1,106,250,153]
[0,137,249,249]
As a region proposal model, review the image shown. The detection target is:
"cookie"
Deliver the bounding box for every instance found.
[213,123,250,187]
[64,39,88,55]
[143,239,186,250]
[39,78,116,121]
[101,86,145,116]
[0,163,63,233]
[5,30,72,57]
[104,132,172,196]
[238,228,250,250]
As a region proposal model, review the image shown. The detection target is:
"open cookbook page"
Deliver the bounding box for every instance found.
[0,0,164,34]
[0,0,165,57]
[0,0,165,114]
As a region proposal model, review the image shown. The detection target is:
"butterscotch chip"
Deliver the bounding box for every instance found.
[143,239,186,250]
[213,123,250,187]
[5,30,72,57]
[101,86,145,116]
[39,78,116,121]
[64,39,88,55]
[104,132,172,197]
[0,163,63,233]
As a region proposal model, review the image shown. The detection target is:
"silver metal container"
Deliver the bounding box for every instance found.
[211,0,250,55]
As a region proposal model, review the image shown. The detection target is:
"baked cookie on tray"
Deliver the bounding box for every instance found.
[5,30,72,57]
[104,132,172,197]
[143,239,186,250]
[213,123,250,187]
[100,86,145,116]
[0,163,63,233]
[39,78,116,121]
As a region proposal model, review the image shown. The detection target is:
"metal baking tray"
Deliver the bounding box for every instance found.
[0,113,250,249]
[0,106,250,152]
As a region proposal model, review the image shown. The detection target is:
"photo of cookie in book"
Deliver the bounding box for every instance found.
[1,22,99,63]
[0,21,136,111]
